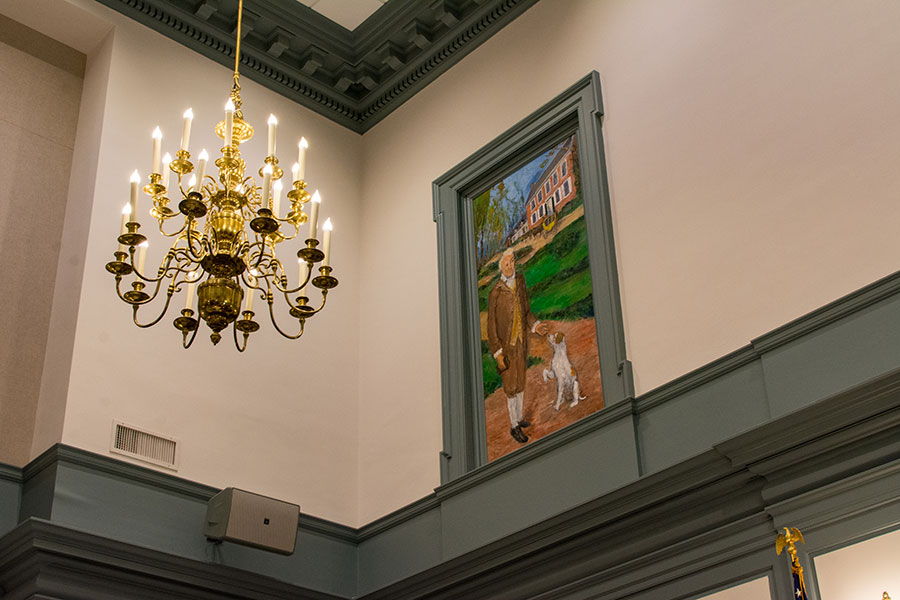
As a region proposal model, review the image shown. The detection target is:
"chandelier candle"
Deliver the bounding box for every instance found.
[104,0,338,351]
[297,138,308,180]
[272,180,283,217]
[118,205,129,253]
[195,149,208,191]
[161,153,172,188]
[322,218,332,267]
[267,114,277,156]
[129,170,140,219]
[151,127,162,174]
[308,191,320,240]
[224,100,235,144]
[184,271,198,310]
[181,108,193,152]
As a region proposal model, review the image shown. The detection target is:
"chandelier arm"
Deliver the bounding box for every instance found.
[252,236,268,272]
[132,289,176,328]
[273,220,300,242]
[182,321,200,349]
[280,263,313,295]
[302,289,330,316]
[184,221,205,260]
[266,294,306,339]
[132,251,176,284]
[240,271,266,306]
[114,274,161,306]
[233,322,250,352]
[157,216,188,238]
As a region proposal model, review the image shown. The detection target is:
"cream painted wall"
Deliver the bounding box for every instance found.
[814,527,900,600]
[698,576,771,600]
[1,0,364,524]
[0,31,83,466]
[356,0,900,522]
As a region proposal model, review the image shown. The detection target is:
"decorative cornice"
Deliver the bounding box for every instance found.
[0,462,22,484]
[92,0,541,133]
[0,519,345,600]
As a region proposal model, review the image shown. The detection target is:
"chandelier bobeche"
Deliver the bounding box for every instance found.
[105,1,337,351]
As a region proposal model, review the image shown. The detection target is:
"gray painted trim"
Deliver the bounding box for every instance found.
[635,345,760,412]
[715,365,900,472]
[24,444,360,542]
[434,398,636,499]
[91,0,540,133]
[0,518,346,600]
[0,462,23,484]
[357,492,440,541]
[636,268,900,414]
[4,363,900,599]
[751,269,900,353]
[433,72,634,483]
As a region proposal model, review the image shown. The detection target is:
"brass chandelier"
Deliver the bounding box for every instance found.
[105,0,338,351]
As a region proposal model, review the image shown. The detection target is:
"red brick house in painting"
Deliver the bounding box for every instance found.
[525,135,577,231]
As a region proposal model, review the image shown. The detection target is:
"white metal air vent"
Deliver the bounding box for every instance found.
[110,421,179,470]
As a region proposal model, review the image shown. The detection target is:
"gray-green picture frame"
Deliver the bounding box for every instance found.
[432,72,634,483]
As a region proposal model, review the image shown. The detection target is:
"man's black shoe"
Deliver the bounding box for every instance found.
[510,426,529,443]
[518,420,531,428]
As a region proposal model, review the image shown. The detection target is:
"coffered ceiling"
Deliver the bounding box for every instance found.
[95,0,540,133]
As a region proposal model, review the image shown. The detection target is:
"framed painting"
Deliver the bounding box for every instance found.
[433,72,632,482]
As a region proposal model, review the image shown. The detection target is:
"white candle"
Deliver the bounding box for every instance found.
[137,241,149,273]
[267,114,277,156]
[151,127,162,174]
[188,174,197,194]
[272,180,283,217]
[195,149,209,194]
[298,258,306,296]
[291,162,300,183]
[118,204,129,253]
[297,137,308,180]
[308,190,321,240]
[224,99,235,145]
[129,170,141,220]
[322,218,333,267]
[245,272,256,312]
[184,271,198,310]
[161,152,172,188]
[261,164,273,210]
[181,108,193,152]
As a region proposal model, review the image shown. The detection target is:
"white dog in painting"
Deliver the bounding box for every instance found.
[542,332,586,410]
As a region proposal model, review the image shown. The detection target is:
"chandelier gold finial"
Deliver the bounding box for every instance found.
[105,0,338,351]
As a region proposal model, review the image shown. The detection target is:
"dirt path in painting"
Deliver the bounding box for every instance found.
[483,317,603,462]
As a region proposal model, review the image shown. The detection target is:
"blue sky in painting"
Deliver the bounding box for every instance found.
[488,139,565,234]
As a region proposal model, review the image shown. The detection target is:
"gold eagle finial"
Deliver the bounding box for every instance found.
[775,526,804,563]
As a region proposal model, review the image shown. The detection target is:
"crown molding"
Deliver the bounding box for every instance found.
[93,0,541,133]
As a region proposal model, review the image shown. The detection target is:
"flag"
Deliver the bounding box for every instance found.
[790,563,808,600]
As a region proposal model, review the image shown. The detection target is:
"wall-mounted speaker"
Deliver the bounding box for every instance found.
[204,488,300,555]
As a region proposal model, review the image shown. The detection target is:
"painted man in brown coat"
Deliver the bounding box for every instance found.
[488,248,549,443]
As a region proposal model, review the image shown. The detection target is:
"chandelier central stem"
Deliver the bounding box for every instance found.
[234,0,243,79]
